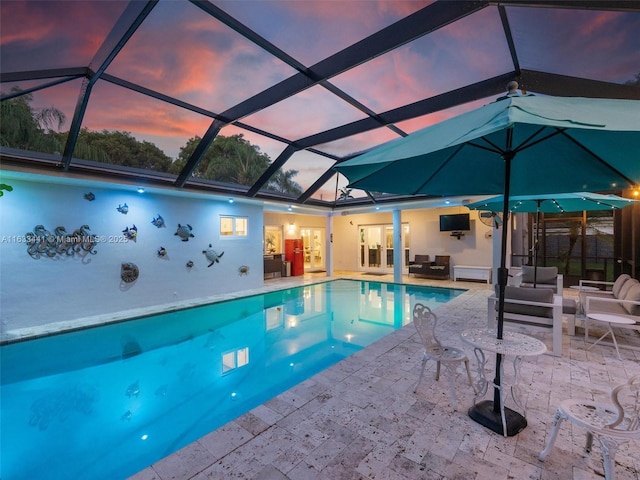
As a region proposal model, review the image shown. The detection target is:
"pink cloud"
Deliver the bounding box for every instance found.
[0,1,126,69]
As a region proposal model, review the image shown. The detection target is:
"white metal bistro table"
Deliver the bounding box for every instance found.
[461,328,547,437]
[585,313,635,360]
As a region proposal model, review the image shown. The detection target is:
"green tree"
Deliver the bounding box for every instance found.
[176,134,301,192]
[338,187,354,200]
[178,134,269,185]
[267,169,302,195]
[0,89,66,152]
[72,129,172,171]
[1,90,302,191]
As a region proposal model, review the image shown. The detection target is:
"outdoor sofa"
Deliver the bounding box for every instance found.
[518,266,563,293]
[583,276,640,334]
[408,255,450,280]
[488,285,563,356]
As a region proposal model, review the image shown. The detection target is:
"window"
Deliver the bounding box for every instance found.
[222,347,249,374]
[220,216,248,237]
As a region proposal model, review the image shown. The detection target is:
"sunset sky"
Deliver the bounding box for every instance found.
[1,1,639,201]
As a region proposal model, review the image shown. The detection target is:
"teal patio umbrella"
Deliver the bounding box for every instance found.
[466,192,640,286]
[334,93,640,436]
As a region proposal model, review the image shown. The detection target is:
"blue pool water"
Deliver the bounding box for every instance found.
[0,280,464,479]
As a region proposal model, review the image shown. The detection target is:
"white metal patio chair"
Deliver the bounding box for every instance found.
[412,303,475,409]
[539,375,640,480]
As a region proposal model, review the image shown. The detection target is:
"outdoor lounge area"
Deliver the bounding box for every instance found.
[408,255,451,280]
[2,2,639,479]
[130,272,640,480]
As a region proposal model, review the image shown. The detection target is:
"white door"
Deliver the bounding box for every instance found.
[359,224,409,273]
[358,225,387,273]
[300,228,325,271]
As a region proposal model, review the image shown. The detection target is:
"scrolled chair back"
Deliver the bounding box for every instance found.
[412,303,441,350]
[608,375,640,435]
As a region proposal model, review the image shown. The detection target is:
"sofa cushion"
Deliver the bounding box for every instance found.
[522,266,557,285]
[612,274,632,298]
[617,278,638,301]
[563,298,577,315]
[623,282,640,316]
[496,285,554,318]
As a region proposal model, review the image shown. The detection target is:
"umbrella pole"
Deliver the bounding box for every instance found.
[533,200,541,287]
[468,149,527,437]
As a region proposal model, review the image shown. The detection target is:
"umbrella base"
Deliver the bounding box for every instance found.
[468,400,527,437]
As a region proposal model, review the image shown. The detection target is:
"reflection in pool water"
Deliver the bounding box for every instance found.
[0,280,464,480]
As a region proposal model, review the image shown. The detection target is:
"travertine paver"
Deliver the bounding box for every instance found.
[119,273,639,479]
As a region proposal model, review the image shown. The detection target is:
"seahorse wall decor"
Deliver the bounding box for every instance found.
[25,224,98,259]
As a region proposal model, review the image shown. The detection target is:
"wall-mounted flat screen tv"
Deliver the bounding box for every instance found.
[439,213,470,232]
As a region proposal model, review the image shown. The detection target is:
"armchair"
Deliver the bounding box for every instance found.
[408,255,430,276]
[519,266,563,293]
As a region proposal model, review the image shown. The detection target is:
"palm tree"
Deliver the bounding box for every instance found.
[0,89,66,152]
[338,187,354,201]
[267,169,303,195]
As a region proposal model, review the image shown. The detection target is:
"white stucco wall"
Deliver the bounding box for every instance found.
[0,172,264,333]
[331,207,494,271]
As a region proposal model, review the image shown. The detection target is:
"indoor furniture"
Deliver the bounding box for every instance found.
[539,375,640,480]
[461,327,547,437]
[412,303,474,410]
[263,254,283,277]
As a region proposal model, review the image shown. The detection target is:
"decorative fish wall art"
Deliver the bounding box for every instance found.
[116,203,129,214]
[84,192,95,201]
[122,225,138,241]
[151,214,165,228]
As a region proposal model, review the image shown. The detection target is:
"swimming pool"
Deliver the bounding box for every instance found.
[0,279,464,479]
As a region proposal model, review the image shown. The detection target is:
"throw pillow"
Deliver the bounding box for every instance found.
[618,278,638,301]
[623,282,640,316]
[612,274,631,298]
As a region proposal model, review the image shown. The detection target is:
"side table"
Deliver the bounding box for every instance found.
[585,313,635,360]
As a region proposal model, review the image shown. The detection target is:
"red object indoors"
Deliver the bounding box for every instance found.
[285,238,304,276]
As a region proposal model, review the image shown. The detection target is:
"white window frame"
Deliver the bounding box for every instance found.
[220,215,248,238]
[222,347,249,374]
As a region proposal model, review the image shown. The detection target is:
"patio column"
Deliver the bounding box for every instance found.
[326,213,333,277]
[393,209,402,282]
